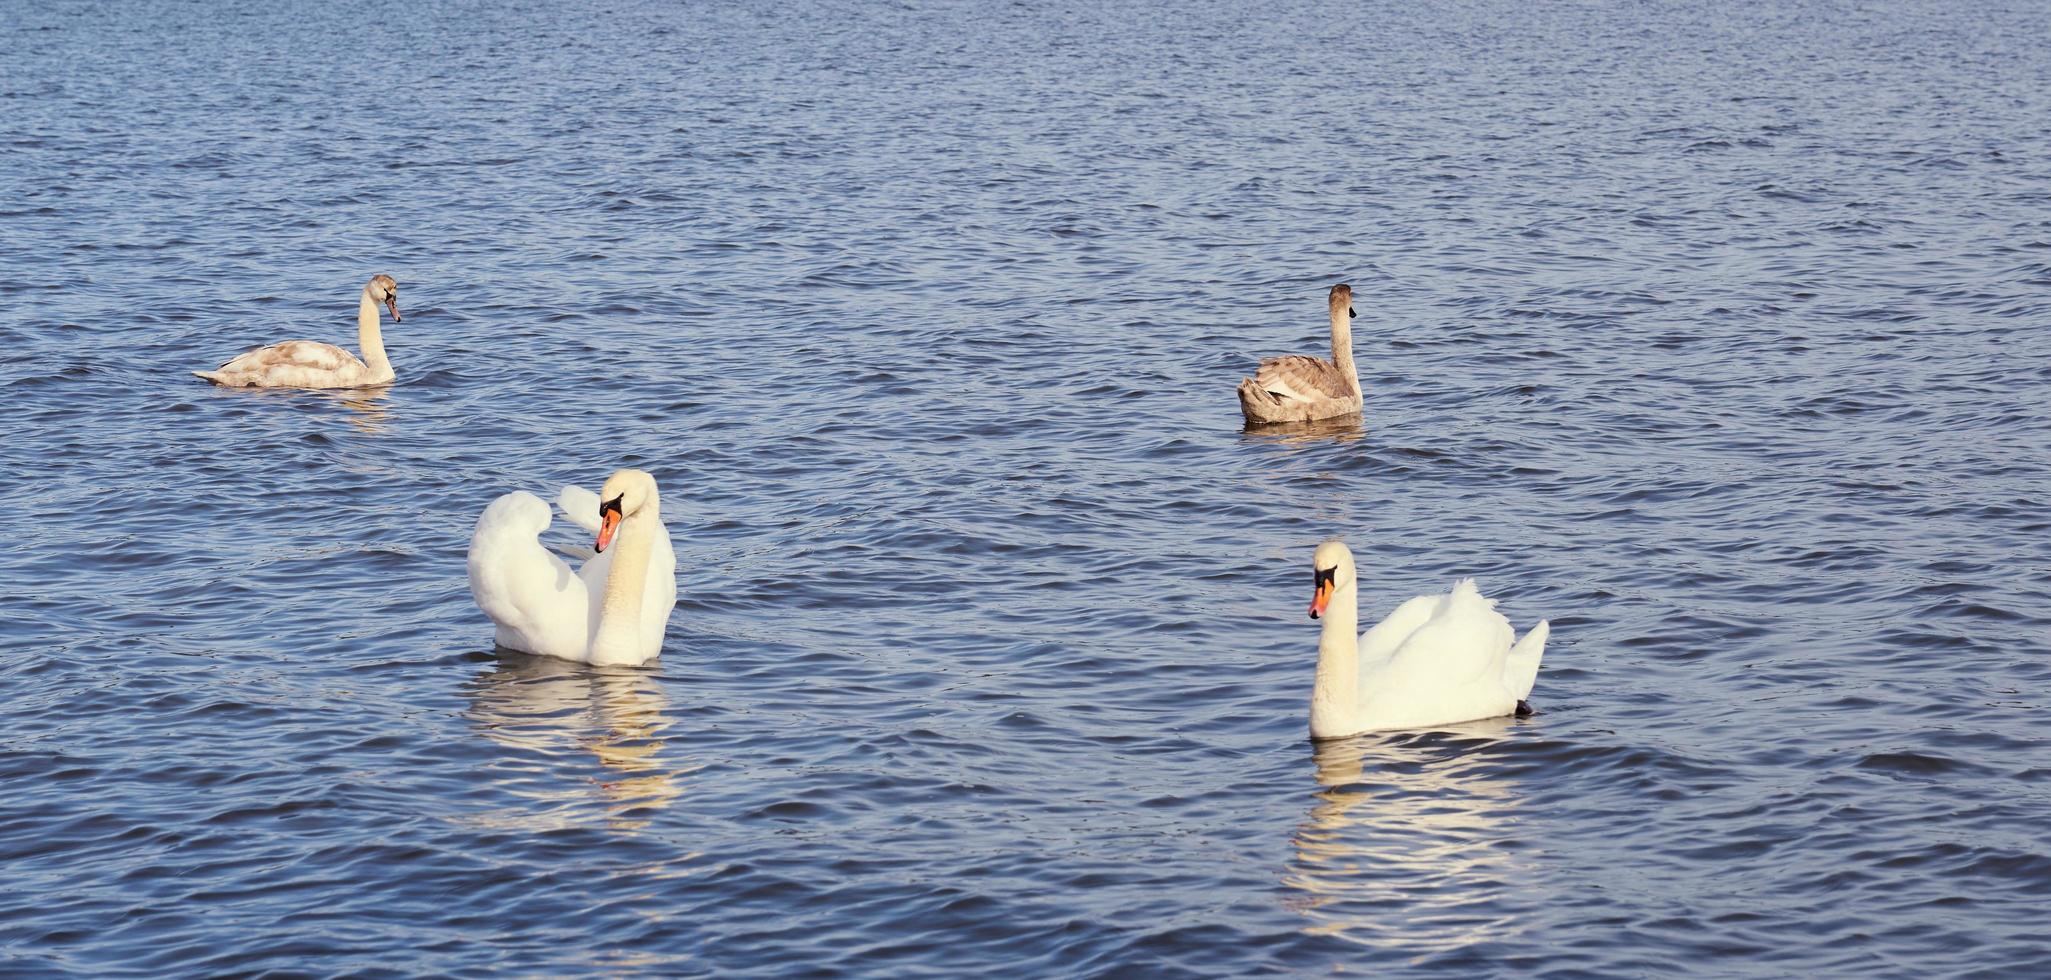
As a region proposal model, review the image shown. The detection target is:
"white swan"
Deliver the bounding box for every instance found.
[1238,284,1364,424]
[1306,540,1548,738]
[467,469,679,666]
[194,275,402,388]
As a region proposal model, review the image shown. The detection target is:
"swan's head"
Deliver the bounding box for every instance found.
[367,274,402,323]
[1309,539,1355,619]
[594,468,660,553]
[1328,283,1355,320]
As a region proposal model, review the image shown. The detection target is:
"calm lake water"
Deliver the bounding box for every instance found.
[4,0,2050,974]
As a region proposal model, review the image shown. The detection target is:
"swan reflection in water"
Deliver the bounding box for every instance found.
[1284,723,1536,953]
[463,653,692,832]
[1240,413,1365,447]
[332,384,393,436]
[217,383,396,435]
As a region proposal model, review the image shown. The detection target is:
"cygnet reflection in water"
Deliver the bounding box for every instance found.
[1238,412,1365,447]
[334,385,394,436]
[462,652,691,832]
[1283,726,1536,952]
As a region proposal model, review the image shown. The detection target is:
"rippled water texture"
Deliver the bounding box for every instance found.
[5,0,2051,974]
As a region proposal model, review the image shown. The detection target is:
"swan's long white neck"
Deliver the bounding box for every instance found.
[1328,306,1359,398]
[1310,577,1360,739]
[357,288,391,378]
[590,504,656,662]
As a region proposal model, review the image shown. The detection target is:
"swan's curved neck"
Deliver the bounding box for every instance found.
[1310,578,1360,738]
[1328,308,1359,397]
[357,289,391,377]
[590,505,656,661]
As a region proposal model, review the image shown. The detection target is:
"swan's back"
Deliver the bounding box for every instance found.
[1238,357,1361,424]
[195,341,368,388]
[1252,355,1354,404]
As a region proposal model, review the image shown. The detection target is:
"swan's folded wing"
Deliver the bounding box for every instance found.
[557,485,601,534]
[1252,355,1353,403]
[1503,620,1548,701]
[219,341,351,374]
[1357,593,1441,672]
[1381,580,1513,688]
[468,491,589,658]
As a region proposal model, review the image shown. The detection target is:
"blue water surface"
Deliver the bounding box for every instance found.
[3,0,2050,975]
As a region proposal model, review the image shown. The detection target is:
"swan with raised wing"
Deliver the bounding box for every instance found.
[1305,540,1548,737]
[1238,284,1363,424]
[194,275,402,388]
[467,469,678,666]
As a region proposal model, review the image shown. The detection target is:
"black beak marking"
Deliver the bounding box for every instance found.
[1311,565,1336,620]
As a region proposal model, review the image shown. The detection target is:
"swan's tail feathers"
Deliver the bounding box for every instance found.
[193,370,227,385]
[1237,377,1267,409]
[557,485,602,535]
[1505,619,1549,701]
[1239,377,1291,423]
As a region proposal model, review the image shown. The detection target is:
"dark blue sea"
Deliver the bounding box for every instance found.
[3,0,2049,974]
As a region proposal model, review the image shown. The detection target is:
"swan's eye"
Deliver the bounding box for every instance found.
[1314,566,1336,589]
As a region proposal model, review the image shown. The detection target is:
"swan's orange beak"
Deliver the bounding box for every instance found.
[1309,566,1337,619]
[596,502,622,553]
[385,296,402,323]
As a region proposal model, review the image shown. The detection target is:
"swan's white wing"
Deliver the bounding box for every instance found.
[1356,593,1440,673]
[557,485,602,535]
[1503,620,1549,701]
[1388,579,1514,682]
[1360,580,1519,726]
[468,491,594,661]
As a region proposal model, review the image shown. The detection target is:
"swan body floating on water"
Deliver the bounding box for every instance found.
[194,275,402,388]
[467,469,679,666]
[1306,540,1548,738]
[1238,284,1364,424]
